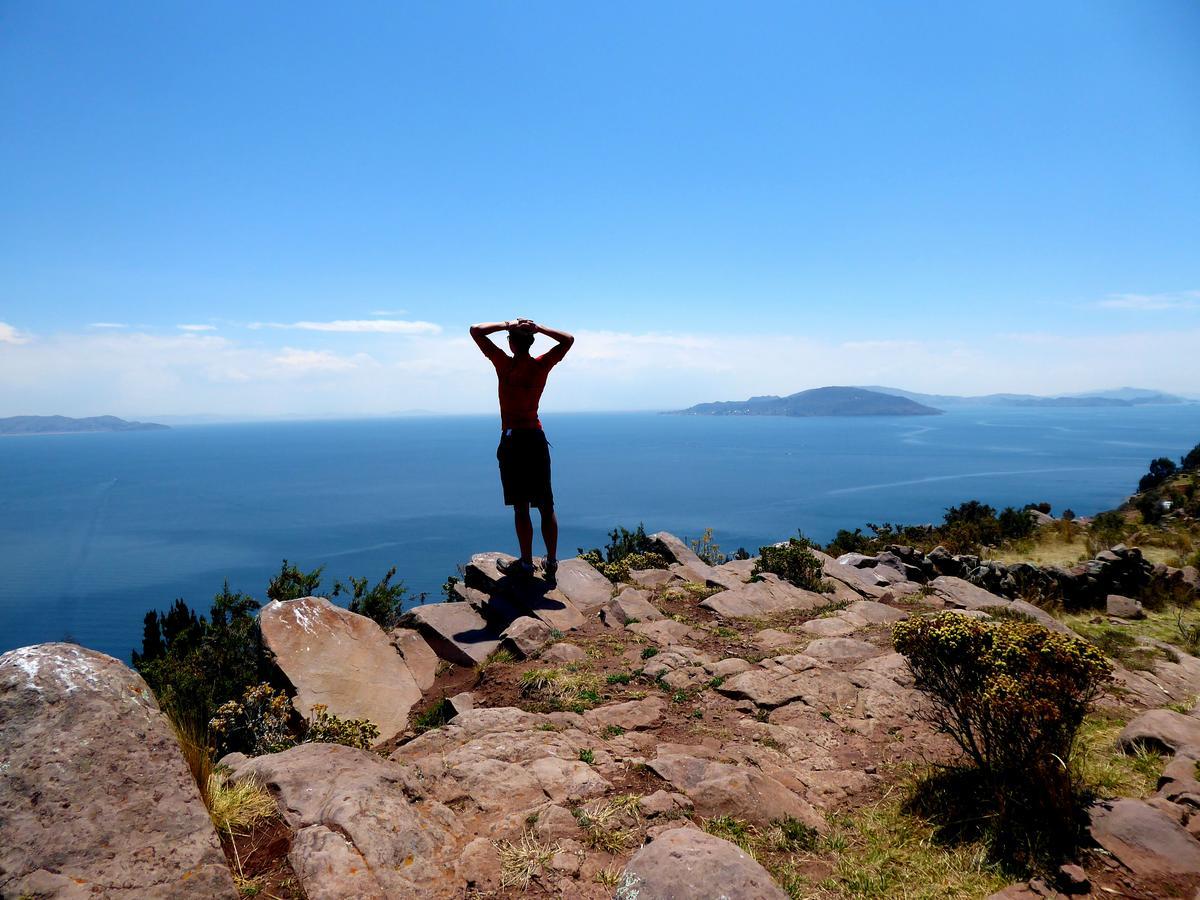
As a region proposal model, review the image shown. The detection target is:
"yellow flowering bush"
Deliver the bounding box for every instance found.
[893,613,1111,779]
[893,613,1112,863]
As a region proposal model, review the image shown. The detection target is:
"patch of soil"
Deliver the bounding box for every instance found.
[220,818,305,899]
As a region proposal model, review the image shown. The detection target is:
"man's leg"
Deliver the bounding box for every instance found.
[539,504,558,563]
[513,502,534,563]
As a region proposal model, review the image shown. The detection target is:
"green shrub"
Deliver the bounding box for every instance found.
[1139,456,1178,493]
[893,613,1112,865]
[133,584,267,731]
[304,703,379,749]
[336,566,409,629]
[267,559,324,602]
[209,683,295,756]
[579,523,670,582]
[753,536,826,591]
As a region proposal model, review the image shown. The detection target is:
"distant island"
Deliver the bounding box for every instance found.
[674,386,943,417]
[860,385,1190,408]
[0,415,169,435]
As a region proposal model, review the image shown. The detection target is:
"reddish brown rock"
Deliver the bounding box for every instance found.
[0,644,236,899]
[260,596,421,743]
[232,742,463,898]
[1088,797,1200,877]
[649,753,825,830]
[616,827,788,899]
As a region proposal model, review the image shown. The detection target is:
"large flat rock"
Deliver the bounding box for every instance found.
[617,827,788,900]
[551,557,614,611]
[463,551,588,632]
[403,601,502,667]
[1118,709,1200,756]
[700,579,828,618]
[0,643,236,899]
[1089,798,1200,877]
[232,742,463,899]
[260,596,421,744]
[649,753,825,831]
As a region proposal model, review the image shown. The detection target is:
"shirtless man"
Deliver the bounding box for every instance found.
[470,318,574,580]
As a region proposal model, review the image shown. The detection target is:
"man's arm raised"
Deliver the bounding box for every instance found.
[470,321,511,363]
[530,321,574,366]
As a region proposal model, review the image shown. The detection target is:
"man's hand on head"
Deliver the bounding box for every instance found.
[511,318,537,334]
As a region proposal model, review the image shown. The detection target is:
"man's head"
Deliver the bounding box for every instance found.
[507,327,535,355]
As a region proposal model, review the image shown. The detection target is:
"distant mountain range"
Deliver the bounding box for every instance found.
[860,386,1190,408]
[674,385,1194,419]
[674,386,942,417]
[0,415,169,435]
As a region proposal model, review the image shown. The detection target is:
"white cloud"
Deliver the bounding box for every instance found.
[177,324,216,332]
[250,319,442,335]
[1,323,1198,418]
[88,322,128,329]
[1097,291,1200,311]
[271,348,367,373]
[0,322,30,344]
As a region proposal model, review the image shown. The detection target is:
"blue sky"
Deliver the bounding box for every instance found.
[2,1,1198,417]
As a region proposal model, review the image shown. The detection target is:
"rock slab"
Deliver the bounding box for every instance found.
[0,643,236,899]
[615,827,788,900]
[260,596,421,743]
[1088,797,1200,877]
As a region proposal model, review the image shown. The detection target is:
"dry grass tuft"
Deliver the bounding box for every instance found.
[574,793,643,853]
[207,773,278,835]
[494,831,559,890]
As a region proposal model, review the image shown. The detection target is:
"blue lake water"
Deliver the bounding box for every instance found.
[2,407,1199,661]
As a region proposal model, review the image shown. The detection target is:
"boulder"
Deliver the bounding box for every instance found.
[542,642,588,664]
[616,827,788,900]
[391,707,601,815]
[260,596,421,743]
[1107,594,1145,620]
[231,743,462,898]
[800,616,858,637]
[551,557,615,611]
[628,619,705,646]
[649,754,825,830]
[0,644,236,899]
[501,615,554,658]
[605,587,666,625]
[804,637,885,664]
[402,601,502,667]
[841,600,908,626]
[463,552,588,632]
[700,580,828,619]
[713,557,757,582]
[1088,797,1200,877]
[717,666,857,711]
[585,696,667,732]
[389,626,440,692]
[1118,709,1200,756]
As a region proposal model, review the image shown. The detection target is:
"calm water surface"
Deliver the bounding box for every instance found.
[2,407,1198,660]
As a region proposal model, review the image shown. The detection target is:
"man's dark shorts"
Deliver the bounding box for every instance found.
[497,428,554,509]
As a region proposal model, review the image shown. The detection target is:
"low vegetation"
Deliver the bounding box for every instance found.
[826,500,1038,557]
[752,535,828,591]
[579,523,670,582]
[209,683,379,756]
[892,613,1112,868]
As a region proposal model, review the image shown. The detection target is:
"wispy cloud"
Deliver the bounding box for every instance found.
[250,319,441,335]
[1097,290,1200,311]
[271,348,367,372]
[88,322,128,329]
[0,322,30,344]
[177,323,216,332]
